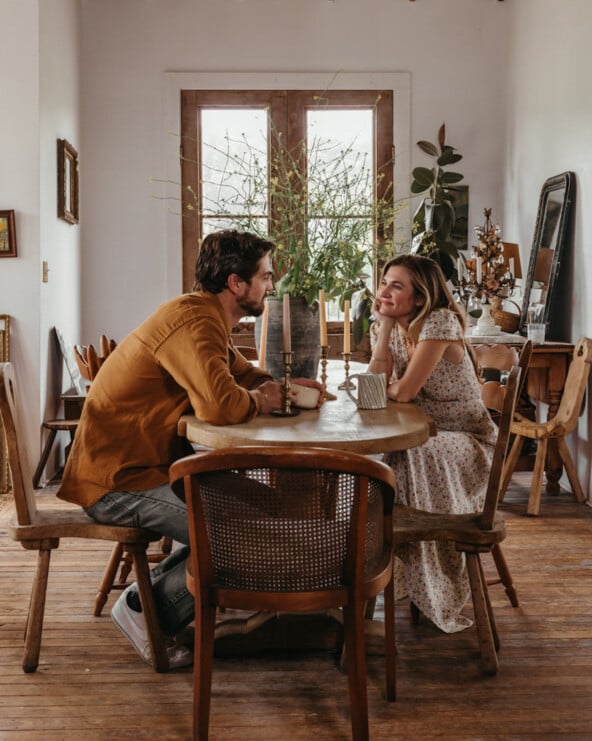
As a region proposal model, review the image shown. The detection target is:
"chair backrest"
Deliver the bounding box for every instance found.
[477,341,532,414]
[0,363,37,525]
[474,343,519,378]
[170,446,395,600]
[555,337,592,434]
[74,336,117,382]
[481,365,521,529]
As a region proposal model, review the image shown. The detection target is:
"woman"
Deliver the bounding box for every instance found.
[368,254,497,633]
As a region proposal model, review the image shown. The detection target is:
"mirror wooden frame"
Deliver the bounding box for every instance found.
[519,171,575,334]
[57,138,79,225]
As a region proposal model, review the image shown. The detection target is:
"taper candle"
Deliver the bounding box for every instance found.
[319,290,328,346]
[259,299,268,370]
[476,254,482,284]
[343,299,351,353]
[509,257,515,277]
[457,257,464,279]
[282,293,291,353]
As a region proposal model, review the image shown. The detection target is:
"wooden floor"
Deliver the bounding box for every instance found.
[1,474,592,740]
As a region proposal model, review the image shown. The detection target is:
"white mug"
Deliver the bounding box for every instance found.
[291,383,321,409]
[346,373,387,409]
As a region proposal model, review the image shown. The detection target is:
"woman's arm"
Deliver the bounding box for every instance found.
[367,306,395,379]
[387,338,451,402]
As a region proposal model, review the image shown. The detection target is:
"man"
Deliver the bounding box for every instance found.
[58,230,321,668]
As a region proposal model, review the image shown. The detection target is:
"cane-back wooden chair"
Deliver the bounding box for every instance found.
[170,446,397,741]
[0,362,169,672]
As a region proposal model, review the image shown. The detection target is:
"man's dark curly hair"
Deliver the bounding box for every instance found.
[193,230,275,293]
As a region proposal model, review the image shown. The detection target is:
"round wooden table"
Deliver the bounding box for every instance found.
[177,362,435,455]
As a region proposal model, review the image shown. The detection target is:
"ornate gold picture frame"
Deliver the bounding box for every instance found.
[57,138,79,225]
[0,210,17,257]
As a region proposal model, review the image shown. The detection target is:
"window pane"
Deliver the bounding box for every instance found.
[307,109,375,307]
[201,109,268,217]
[307,109,374,213]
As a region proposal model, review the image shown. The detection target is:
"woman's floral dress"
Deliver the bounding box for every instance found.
[377,309,498,633]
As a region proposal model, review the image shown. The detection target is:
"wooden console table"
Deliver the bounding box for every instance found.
[467,335,574,493]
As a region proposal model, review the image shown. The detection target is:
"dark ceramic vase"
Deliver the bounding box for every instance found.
[255,296,321,380]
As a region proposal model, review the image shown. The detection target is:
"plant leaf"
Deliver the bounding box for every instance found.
[438,123,446,150]
[411,166,435,188]
[437,149,462,167]
[416,140,438,157]
[442,172,464,184]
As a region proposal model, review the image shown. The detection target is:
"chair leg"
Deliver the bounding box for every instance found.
[499,433,524,502]
[557,437,586,503]
[478,555,500,652]
[466,553,498,675]
[94,542,124,616]
[128,544,169,672]
[342,601,370,741]
[383,574,397,702]
[32,428,58,489]
[23,547,53,673]
[527,439,548,516]
[194,603,217,741]
[490,544,519,607]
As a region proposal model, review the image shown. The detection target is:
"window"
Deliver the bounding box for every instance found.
[180,89,394,297]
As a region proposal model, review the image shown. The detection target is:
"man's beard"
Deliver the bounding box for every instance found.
[238,297,265,317]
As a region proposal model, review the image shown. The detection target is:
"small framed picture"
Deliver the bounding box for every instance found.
[57,138,79,224]
[0,210,17,257]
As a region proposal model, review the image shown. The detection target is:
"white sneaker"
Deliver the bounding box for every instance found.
[111,584,193,669]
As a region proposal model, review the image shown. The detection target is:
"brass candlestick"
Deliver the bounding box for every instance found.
[272,351,300,417]
[320,345,337,401]
[338,352,355,390]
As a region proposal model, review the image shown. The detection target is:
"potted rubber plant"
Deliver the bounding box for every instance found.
[410,123,465,258]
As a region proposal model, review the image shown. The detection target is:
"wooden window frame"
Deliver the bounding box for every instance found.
[179,89,394,294]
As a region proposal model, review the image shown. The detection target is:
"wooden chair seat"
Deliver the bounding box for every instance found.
[394,506,507,546]
[1,362,169,673]
[393,366,521,676]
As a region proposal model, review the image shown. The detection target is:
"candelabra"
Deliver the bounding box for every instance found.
[338,352,355,390]
[319,345,337,401]
[271,351,300,417]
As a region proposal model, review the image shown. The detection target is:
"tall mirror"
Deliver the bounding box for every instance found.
[520,171,575,334]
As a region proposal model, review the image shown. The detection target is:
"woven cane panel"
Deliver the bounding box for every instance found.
[198,467,384,592]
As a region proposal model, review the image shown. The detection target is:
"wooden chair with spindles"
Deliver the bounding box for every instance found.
[499,336,592,516]
[394,366,522,676]
[473,340,532,607]
[0,362,169,673]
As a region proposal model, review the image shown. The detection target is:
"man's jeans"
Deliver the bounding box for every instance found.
[85,484,193,636]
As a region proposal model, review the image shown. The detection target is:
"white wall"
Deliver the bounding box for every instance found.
[79,0,510,341]
[0,0,79,469]
[40,0,81,442]
[503,0,592,496]
[0,0,41,459]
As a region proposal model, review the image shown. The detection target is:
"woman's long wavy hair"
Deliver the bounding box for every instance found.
[380,254,478,374]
